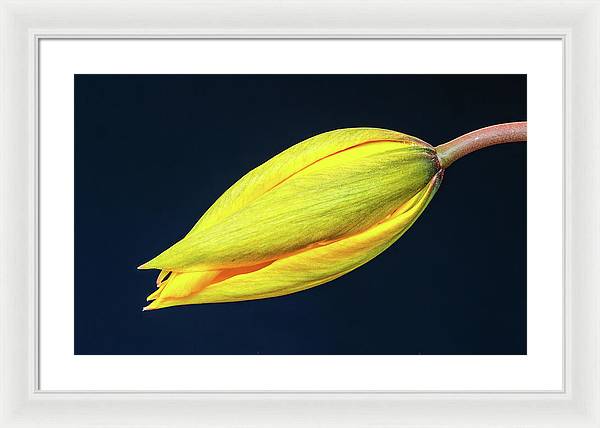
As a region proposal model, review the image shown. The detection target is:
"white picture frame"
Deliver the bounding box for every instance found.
[0,0,598,426]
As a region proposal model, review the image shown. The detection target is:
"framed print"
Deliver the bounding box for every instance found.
[42,39,555,392]
[1,1,599,427]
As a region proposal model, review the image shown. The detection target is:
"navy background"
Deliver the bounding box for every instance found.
[74,75,526,355]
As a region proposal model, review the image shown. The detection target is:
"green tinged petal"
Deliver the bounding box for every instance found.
[142,129,438,271]
[190,128,431,234]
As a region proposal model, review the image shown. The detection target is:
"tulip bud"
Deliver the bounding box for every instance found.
[140,123,526,310]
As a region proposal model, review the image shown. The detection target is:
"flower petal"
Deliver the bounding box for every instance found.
[188,128,432,234]
[148,271,221,301]
[144,171,442,310]
[145,260,275,303]
[142,141,438,271]
[139,129,432,270]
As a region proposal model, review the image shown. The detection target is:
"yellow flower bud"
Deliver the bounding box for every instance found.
[140,128,443,310]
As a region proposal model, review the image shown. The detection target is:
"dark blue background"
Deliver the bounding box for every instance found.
[74,74,526,355]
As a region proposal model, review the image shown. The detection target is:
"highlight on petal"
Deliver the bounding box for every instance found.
[144,171,442,310]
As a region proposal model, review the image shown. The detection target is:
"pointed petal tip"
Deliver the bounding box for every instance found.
[146,287,163,301]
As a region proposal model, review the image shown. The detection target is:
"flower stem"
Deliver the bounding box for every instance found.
[435,122,527,169]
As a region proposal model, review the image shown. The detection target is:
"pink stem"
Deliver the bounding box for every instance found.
[435,122,527,169]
